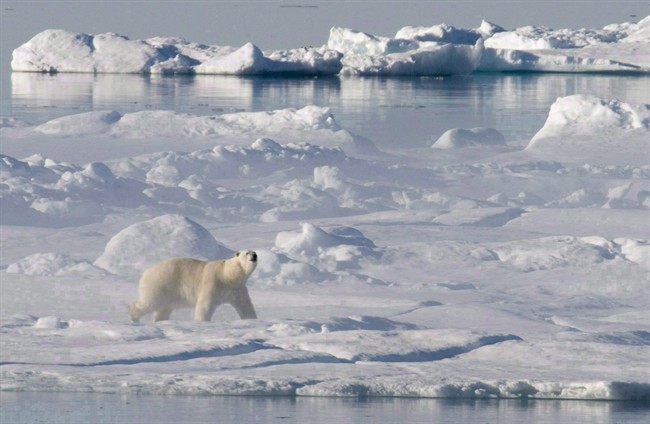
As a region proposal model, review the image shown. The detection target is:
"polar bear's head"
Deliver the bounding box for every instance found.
[235,250,258,276]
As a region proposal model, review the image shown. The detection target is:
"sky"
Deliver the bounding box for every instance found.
[0,0,648,85]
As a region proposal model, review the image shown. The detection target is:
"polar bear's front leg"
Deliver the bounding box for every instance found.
[194,296,217,322]
[153,306,174,322]
[128,302,147,323]
[230,286,257,319]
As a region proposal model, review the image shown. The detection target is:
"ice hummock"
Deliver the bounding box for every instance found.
[431,127,506,149]
[93,214,233,276]
[525,95,650,164]
[11,16,649,75]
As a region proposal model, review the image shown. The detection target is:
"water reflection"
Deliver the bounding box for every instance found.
[1,392,648,424]
[7,72,649,148]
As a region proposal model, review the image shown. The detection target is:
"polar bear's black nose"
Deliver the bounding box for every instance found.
[251,252,257,262]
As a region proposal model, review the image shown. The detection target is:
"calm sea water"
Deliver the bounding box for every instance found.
[2,72,649,149]
[1,392,649,424]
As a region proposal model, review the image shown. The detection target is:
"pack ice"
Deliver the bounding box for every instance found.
[1,38,649,402]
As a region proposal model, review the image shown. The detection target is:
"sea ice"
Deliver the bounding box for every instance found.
[12,16,649,75]
[1,48,649,400]
[11,30,343,76]
[327,27,484,76]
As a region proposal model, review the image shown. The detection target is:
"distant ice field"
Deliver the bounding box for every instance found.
[10,16,650,75]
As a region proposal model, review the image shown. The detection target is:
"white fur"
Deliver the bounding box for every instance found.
[128,250,258,322]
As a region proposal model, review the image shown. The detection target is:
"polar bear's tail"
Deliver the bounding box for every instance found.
[128,303,142,323]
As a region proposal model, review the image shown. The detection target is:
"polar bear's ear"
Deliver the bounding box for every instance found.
[235,252,240,257]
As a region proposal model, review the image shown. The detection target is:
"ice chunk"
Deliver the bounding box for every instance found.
[431,127,506,149]
[94,214,233,275]
[327,27,484,76]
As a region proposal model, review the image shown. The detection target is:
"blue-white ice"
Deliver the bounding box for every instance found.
[11,16,650,75]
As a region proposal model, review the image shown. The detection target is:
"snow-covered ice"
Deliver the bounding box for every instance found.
[525,94,650,165]
[478,16,650,73]
[1,16,649,401]
[11,16,650,75]
[2,90,648,400]
[326,27,484,76]
[431,127,506,149]
[11,30,343,75]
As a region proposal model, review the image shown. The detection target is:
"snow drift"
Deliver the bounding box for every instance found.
[93,214,233,275]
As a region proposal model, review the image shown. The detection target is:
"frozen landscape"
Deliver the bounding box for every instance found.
[1,16,649,402]
[11,16,650,75]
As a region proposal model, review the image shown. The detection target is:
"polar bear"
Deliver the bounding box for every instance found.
[128,250,258,323]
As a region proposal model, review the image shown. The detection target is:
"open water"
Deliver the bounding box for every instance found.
[2,72,649,150]
[1,392,649,424]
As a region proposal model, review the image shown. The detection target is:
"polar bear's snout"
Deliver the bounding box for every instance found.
[237,250,257,262]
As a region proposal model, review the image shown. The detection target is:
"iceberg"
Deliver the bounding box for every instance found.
[11,29,343,76]
[327,27,484,76]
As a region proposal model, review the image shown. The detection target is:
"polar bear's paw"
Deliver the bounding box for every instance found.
[128,303,142,323]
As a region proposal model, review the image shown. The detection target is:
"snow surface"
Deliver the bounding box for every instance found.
[11,16,650,75]
[1,88,648,400]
